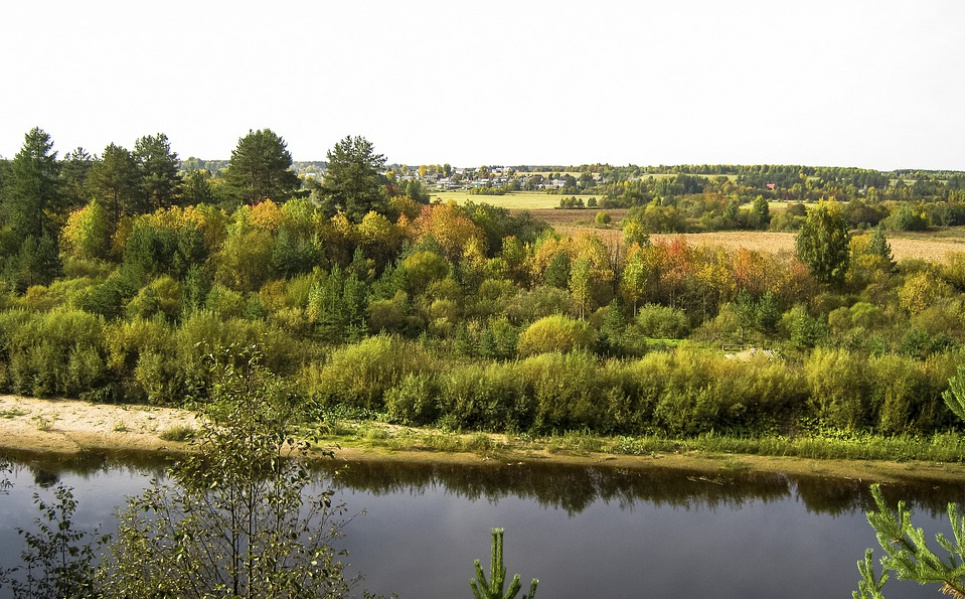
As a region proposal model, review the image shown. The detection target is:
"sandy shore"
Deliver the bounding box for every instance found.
[3,395,965,484]
[0,394,199,454]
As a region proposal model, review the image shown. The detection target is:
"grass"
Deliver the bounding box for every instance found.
[33,414,54,432]
[613,430,965,463]
[158,424,197,442]
[311,414,965,468]
[431,190,598,211]
[0,408,27,419]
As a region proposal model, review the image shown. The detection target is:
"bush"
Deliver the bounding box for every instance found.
[385,372,440,424]
[804,348,870,429]
[517,315,596,356]
[301,335,432,411]
[519,352,602,431]
[636,304,690,339]
[1,308,108,397]
[436,362,533,431]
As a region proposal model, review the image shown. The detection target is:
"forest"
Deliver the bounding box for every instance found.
[3,127,965,442]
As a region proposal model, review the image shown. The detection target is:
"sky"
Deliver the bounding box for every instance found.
[1,1,963,170]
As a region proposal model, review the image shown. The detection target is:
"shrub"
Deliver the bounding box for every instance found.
[636,304,690,339]
[385,372,440,424]
[301,335,432,411]
[517,315,596,356]
[519,352,601,431]
[436,361,534,431]
[804,348,870,429]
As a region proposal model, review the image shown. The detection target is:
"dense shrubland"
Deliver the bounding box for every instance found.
[4,128,965,443]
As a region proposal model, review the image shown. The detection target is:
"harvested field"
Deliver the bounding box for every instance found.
[523,207,965,263]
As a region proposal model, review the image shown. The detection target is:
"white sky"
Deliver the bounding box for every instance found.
[1,1,963,170]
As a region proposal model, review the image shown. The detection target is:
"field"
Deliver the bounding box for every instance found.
[428,193,965,263]
[431,190,597,210]
[522,207,965,263]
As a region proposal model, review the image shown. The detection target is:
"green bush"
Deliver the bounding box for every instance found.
[385,372,440,424]
[0,308,108,397]
[804,348,870,429]
[519,352,602,431]
[636,304,690,339]
[436,361,533,431]
[517,315,596,356]
[301,335,432,411]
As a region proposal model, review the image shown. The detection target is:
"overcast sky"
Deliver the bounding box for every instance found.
[2,1,963,170]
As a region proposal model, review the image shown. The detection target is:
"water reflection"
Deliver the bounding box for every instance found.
[319,458,965,517]
[3,449,965,599]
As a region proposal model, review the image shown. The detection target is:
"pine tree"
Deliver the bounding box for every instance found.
[319,136,387,222]
[856,365,965,598]
[3,127,62,241]
[224,129,300,205]
[87,143,139,228]
[867,224,895,271]
[134,132,182,211]
[543,251,570,289]
[469,529,538,599]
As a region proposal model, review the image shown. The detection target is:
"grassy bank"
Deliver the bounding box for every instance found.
[312,414,965,479]
[4,395,965,483]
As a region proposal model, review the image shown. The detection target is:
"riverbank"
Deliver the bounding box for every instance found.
[3,395,965,484]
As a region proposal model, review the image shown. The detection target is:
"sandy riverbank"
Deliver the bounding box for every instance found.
[3,395,965,484]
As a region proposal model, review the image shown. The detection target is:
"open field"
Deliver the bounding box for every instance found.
[521,207,965,263]
[546,229,965,263]
[431,191,598,210]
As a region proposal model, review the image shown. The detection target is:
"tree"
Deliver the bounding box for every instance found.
[60,147,94,211]
[61,199,112,260]
[470,529,538,599]
[134,132,182,211]
[87,143,139,228]
[855,365,965,599]
[100,347,366,599]
[319,135,387,221]
[2,127,62,241]
[224,129,301,205]
[0,484,104,599]
[795,199,851,285]
[866,224,895,270]
[751,195,771,230]
[182,169,216,205]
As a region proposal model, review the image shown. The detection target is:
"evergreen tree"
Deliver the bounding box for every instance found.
[3,127,62,241]
[60,147,94,211]
[181,169,216,205]
[134,132,182,211]
[87,143,139,228]
[319,135,387,222]
[867,224,895,270]
[544,251,570,289]
[470,529,538,599]
[224,129,300,205]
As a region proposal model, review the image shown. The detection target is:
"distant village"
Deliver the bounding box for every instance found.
[180,158,594,192]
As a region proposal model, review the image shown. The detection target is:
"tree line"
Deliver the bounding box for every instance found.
[2,128,965,439]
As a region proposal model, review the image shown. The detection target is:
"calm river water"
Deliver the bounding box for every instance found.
[2,449,964,599]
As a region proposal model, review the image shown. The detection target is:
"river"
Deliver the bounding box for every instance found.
[2,449,963,598]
